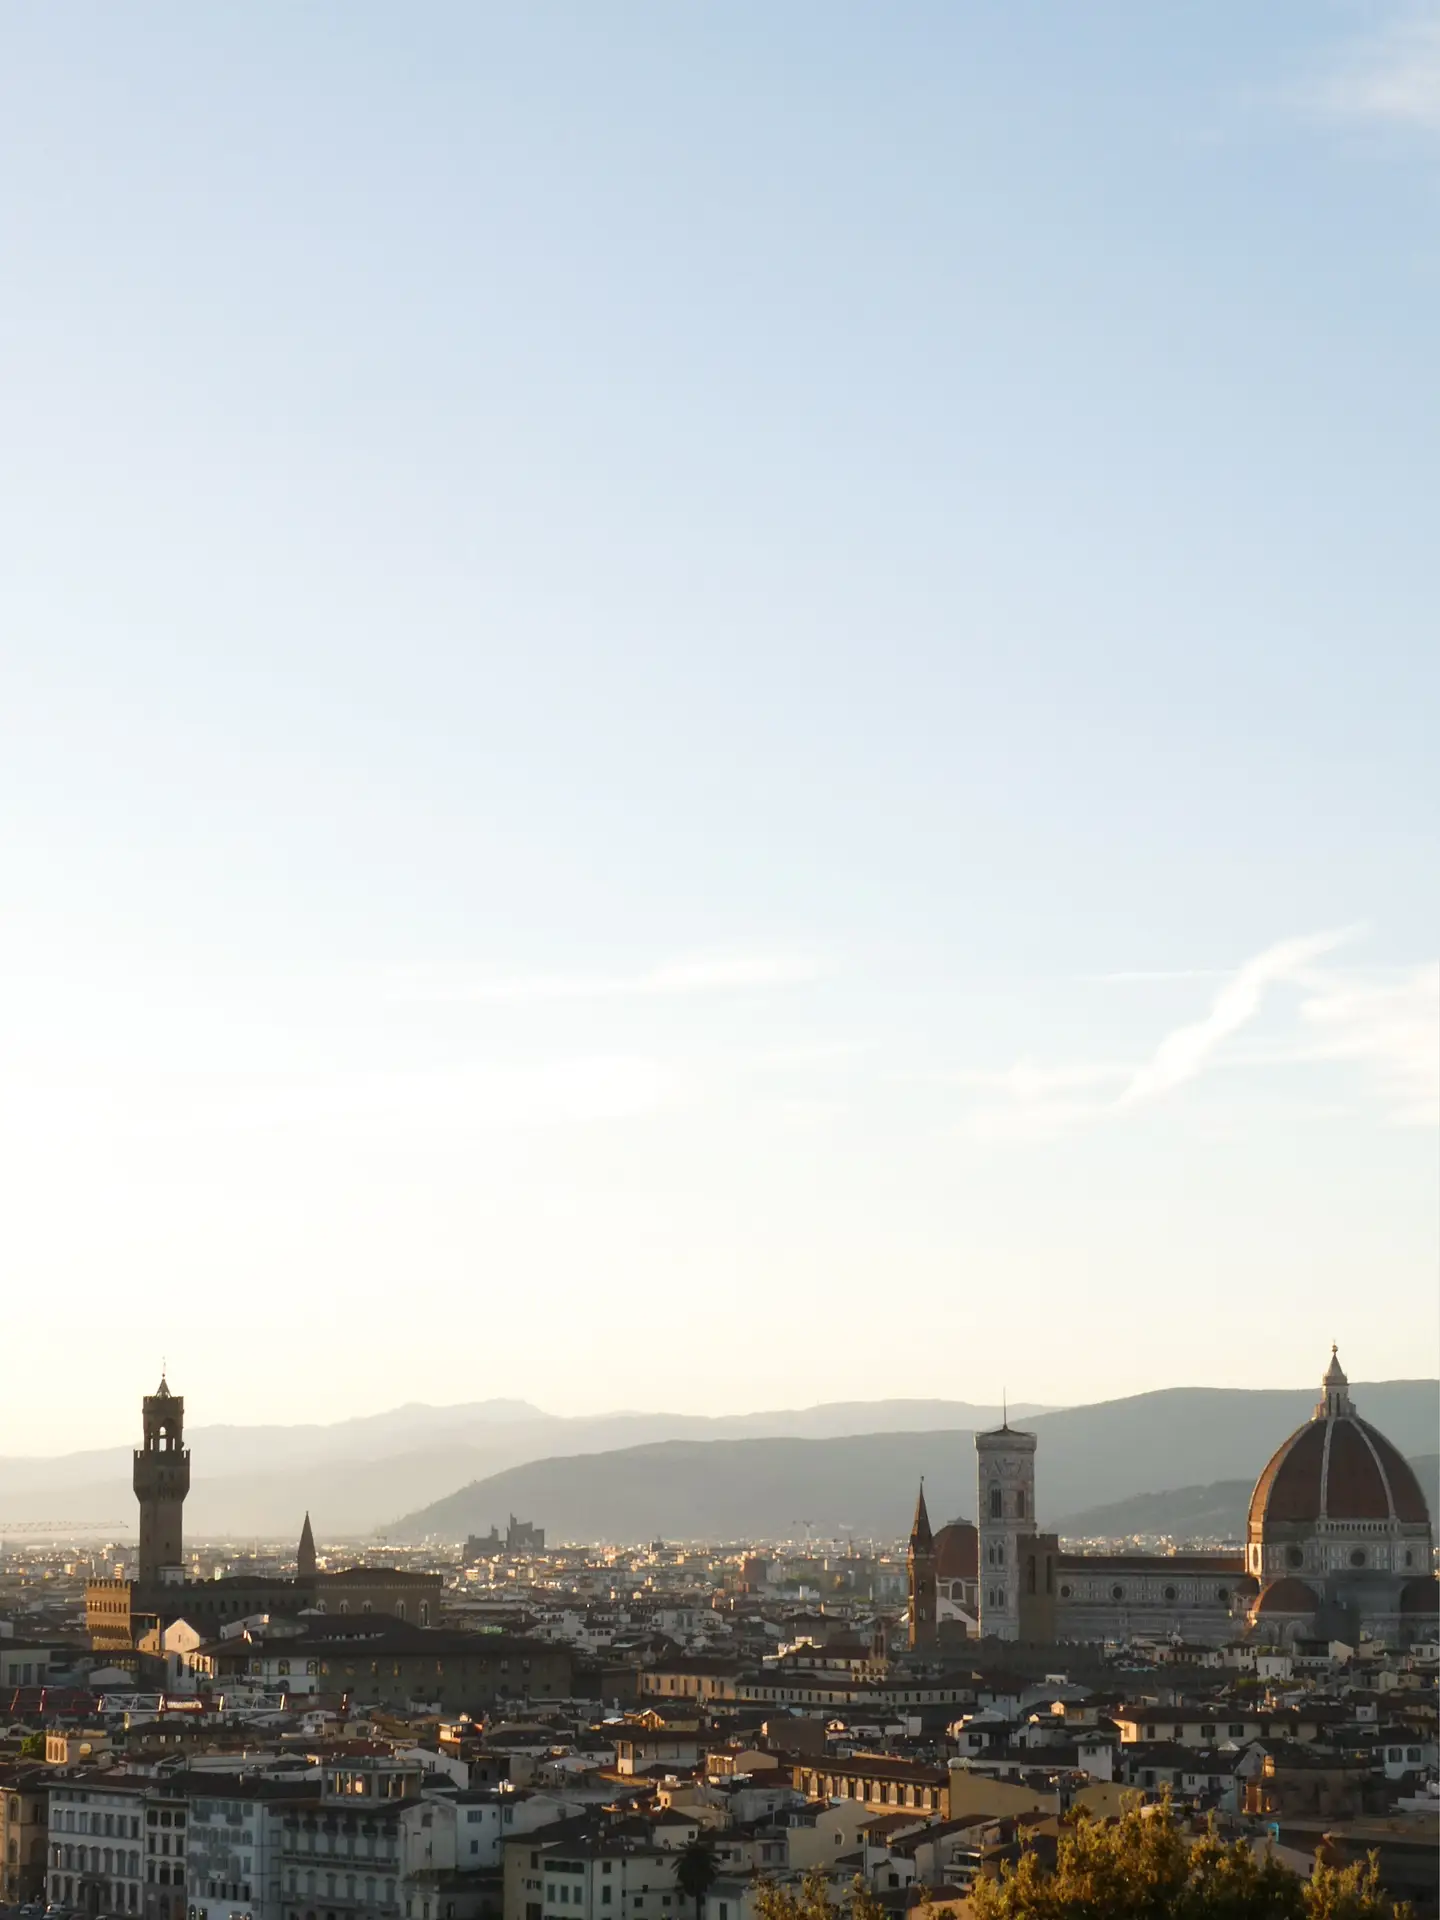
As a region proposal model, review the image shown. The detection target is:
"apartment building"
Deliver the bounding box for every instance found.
[47,1778,151,1915]
[187,1777,321,1920]
[1,1766,48,1904]
[503,1824,682,1920]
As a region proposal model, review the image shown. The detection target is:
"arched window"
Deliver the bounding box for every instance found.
[989,1488,1002,1520]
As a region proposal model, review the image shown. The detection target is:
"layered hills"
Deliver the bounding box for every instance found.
[1055,1454,1440,1544]
[6,1382,1434,1545]
[388,1381,1440,1544]
[0,1397,1041,1537]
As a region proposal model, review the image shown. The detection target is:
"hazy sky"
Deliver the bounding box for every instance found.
[1,4,1437,1455]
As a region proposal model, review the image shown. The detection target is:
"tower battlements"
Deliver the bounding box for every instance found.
[133,1375,190,1583]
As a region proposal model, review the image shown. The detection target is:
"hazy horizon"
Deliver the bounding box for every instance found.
[9,1367,1440,1464]
[1,4,1435,1450]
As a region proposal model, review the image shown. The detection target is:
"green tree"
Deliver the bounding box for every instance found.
[970,1802,1409,1920]
[1304,1855,1407,1920]
[18,1731,45,1759]
[755,1867,886,1920]
[676,1837,720,1920]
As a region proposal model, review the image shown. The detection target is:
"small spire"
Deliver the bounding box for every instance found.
[910,1479,934,1552]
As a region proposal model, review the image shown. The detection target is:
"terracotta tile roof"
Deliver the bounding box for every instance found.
[1249,1413,1430,1528]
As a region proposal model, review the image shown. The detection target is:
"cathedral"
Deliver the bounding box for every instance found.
[908,1349,1437,1650]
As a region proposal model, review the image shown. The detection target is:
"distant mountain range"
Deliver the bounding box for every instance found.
[5,1382,1434,1545]
[1056,1454,1440,1544]
[0,1397,1044,1537]
[387,1382,1440,1544]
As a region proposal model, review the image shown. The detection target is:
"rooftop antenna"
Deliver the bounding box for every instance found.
[1002,1387,1008,1430]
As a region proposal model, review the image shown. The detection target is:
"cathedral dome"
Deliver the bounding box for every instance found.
[1252,1576,1319,1616]
[1247,1349,1430,1533]
[933,1521,978,1581]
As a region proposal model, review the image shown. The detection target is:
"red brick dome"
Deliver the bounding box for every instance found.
[1248,1350,1430,1532]
[1252,1576,1319,1616]
[933,1521,977,1581]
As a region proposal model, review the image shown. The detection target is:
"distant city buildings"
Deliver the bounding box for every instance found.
[907,1350,1437,1653]
[464,1518,546,1563]
[86,1381,445,1652]
[0,1355,1429,1920]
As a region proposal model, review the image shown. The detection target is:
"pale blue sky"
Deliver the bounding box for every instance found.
[1,4,1436,1450]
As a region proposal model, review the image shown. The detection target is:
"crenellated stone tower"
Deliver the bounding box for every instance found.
[133,1375,190,1584]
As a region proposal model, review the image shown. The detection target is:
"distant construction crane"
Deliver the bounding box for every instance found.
[0,1520,128,1536]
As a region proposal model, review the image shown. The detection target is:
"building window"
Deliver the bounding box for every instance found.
[1111,1586,1124,1602]
[989,1488,1002,1519]
[1349,1548,1366,1568]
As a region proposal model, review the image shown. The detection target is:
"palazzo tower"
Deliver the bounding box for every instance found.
[133,1376,190,1583]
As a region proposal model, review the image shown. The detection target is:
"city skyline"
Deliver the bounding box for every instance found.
[1,2,1436,1449]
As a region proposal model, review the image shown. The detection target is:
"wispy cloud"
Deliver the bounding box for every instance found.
[1088,969,1232,984]
[1299,7,1440,132]
[0,1054,685,1145]
[964,928,1435,1141]
[1114,929,1355,1109]
[1297,962,1439,1127]
[388,953,828,1005]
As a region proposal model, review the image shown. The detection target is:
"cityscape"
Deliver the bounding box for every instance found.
[2,4,1436,1920]
[0,1349,1434,1920]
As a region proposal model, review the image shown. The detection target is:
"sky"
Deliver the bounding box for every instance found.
[0,3,1437,1455]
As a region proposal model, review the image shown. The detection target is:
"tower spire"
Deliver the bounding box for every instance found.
[909,1478,934,1550]
[907,1478,937,1651]
[297,1510,317,1579]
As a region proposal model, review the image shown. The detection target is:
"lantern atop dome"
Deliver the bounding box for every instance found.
[1316,1343,1354,1420]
